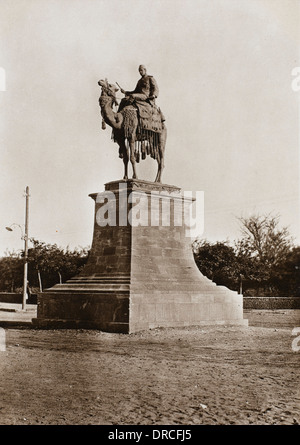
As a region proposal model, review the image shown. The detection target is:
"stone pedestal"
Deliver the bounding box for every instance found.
[33,179,247,333]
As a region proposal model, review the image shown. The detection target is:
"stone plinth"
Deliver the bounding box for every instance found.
[33,179,247,333]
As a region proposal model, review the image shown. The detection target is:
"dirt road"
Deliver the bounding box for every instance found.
[0,310,299,425]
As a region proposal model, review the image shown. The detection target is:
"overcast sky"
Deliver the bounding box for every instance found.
[0,0,299,255]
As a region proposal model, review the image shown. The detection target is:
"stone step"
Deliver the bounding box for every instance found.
[68,280,130,284]
[68,278,130,283]
[44,284,130,292]
[32,318,129,333]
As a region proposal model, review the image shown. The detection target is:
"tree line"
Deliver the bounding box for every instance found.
[0,240,89,293]
[193,214,300,297]
[0,214,299,296]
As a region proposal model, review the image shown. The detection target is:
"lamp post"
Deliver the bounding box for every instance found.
[5,186,30,311]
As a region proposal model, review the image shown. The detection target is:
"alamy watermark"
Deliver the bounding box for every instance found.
[291,67,300,92]
[0,67,5,92]
[95,183,204,237]
[292,327,300,352]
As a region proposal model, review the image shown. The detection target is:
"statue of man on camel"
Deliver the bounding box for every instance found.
[98,64,167,182]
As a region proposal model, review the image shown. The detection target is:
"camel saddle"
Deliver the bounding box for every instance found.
[134,100,163,134]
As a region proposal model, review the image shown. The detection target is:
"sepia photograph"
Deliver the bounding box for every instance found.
[0,0,299,434]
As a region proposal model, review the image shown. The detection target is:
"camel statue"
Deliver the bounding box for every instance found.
[98,79,167,183]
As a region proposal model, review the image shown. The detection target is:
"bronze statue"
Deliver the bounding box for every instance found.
[98,65,167,183]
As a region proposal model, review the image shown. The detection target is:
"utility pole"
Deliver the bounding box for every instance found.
[22,186,29,311]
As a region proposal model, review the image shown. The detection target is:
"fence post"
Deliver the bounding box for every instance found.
[0,328,6,351]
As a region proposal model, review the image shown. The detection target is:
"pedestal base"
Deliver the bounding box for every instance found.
[33,180,247,333]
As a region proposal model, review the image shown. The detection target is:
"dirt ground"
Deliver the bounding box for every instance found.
[0,309,299,425]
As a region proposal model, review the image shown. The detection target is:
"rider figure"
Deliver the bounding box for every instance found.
[121,65,158,103]
[118,65,165,123]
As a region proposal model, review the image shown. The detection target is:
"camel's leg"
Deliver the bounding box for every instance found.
[154,135,165,183]
[155,160,164,183]
[155,161,161,183]
[121,141,129,180]
[123,155,129,181]
[129,138,138,179]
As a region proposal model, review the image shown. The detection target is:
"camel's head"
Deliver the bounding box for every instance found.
[98,79,119,107]
[98,79,119,95]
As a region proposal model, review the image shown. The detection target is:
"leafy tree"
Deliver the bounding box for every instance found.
[234,214,294,295]
[27,239,49,291]
[0,250,23,292]
[271,246,300,296]
[192,239,239,291]
[0,239,89,293]
[236,214,293,269]
[192,214,296,297]
[27,239,89,291]
[57,246,89,283]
